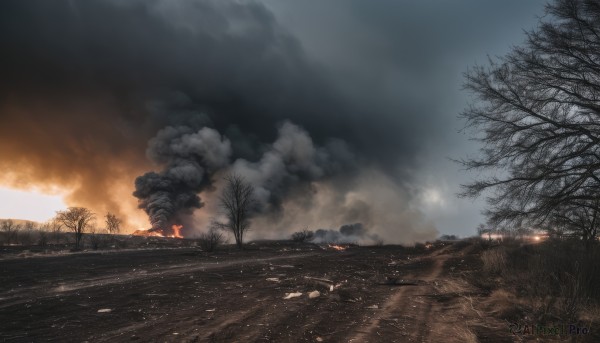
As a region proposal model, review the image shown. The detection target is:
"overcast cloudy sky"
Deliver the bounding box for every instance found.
[262,0,548,236]
[0,0,547,239]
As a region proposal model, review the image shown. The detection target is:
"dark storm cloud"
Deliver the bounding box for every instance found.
[0,0,547,238]
[0,0,358,227]
[264,0,547,235]
[265,0,548,157]
[0,0,437,182]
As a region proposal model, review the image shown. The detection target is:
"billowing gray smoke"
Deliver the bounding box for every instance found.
[133,121,355,231]
[313,223,380,244]
[133,126,231,230]
[230,121,355,213]
[133,119,439,245]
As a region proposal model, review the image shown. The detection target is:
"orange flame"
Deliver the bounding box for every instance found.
[132,224,184,238]
[328,244,347,251]
[132,229,162,237]
[171,224,183,239]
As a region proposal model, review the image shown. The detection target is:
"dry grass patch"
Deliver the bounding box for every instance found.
[434,277,472,295]
[481,247,507,275]
[452,326,479,343]
[482,289,527,321]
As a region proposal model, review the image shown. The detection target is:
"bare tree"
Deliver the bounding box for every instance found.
[19,221,36,246]
[46,218,63,244]
[515,227,533,240]
[0,220,20,245]
[198,222,225,252]
[87,227,108,250]
[56,207,95,249]
[476,224,487,237]
[291,228,314,242]
[459,0,600,243]
[218,174,256,249]
[551,199,599,246]
[105,212,121,235]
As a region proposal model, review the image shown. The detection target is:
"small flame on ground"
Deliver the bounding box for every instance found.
[171,224,183,239]
[328,244,347,251]
[133,224,184,239]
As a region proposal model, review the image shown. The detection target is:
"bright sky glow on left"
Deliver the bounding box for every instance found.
[0,187,67,222]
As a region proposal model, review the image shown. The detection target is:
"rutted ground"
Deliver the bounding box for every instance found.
[3,240,588,342]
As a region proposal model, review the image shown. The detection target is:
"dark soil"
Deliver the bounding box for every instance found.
[1,240,596,342]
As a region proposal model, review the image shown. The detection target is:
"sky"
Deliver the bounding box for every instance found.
[0,0,548,240]
[0,187,66,222]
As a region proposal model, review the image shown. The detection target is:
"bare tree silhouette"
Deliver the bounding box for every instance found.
[56,207,95,249]
[0,220,20,245]
[217,174,255,249]
[459,0,600,243]
[47,218,63,244]
[105,212,121,235]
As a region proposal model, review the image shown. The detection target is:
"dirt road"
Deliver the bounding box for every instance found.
[0,241,511,342]
[347,247,451,342]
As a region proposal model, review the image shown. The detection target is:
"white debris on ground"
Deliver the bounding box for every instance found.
[97,308,112,313]
[266,278,280,282]
[283,292,303,299]
[277,265,295,268]
[308,290,320,299]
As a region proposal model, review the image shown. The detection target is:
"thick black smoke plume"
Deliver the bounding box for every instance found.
[133,121,355,230]
[133,127,231,229]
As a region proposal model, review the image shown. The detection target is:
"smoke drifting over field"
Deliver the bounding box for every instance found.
[131,119,438,243]
[0,0,480,243]
[312,223,379,244]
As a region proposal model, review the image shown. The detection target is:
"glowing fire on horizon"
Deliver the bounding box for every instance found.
[133,224,184,238]
[328,244,347,251]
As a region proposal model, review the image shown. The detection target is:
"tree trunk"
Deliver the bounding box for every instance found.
[75,232,82,249]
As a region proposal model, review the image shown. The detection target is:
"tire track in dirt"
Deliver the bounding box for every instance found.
[346,246,457,343]
[0,252,318,309]
[98,295,270,342]
[38,252,322,342]
[3,244,475,342]
[90,253,332,342]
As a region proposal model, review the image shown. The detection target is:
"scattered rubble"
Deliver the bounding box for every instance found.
[378,277,421,286]
[1,240,480,342]
[308,290,320,299]
[303,276,335,291]
[283,292,303,299]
